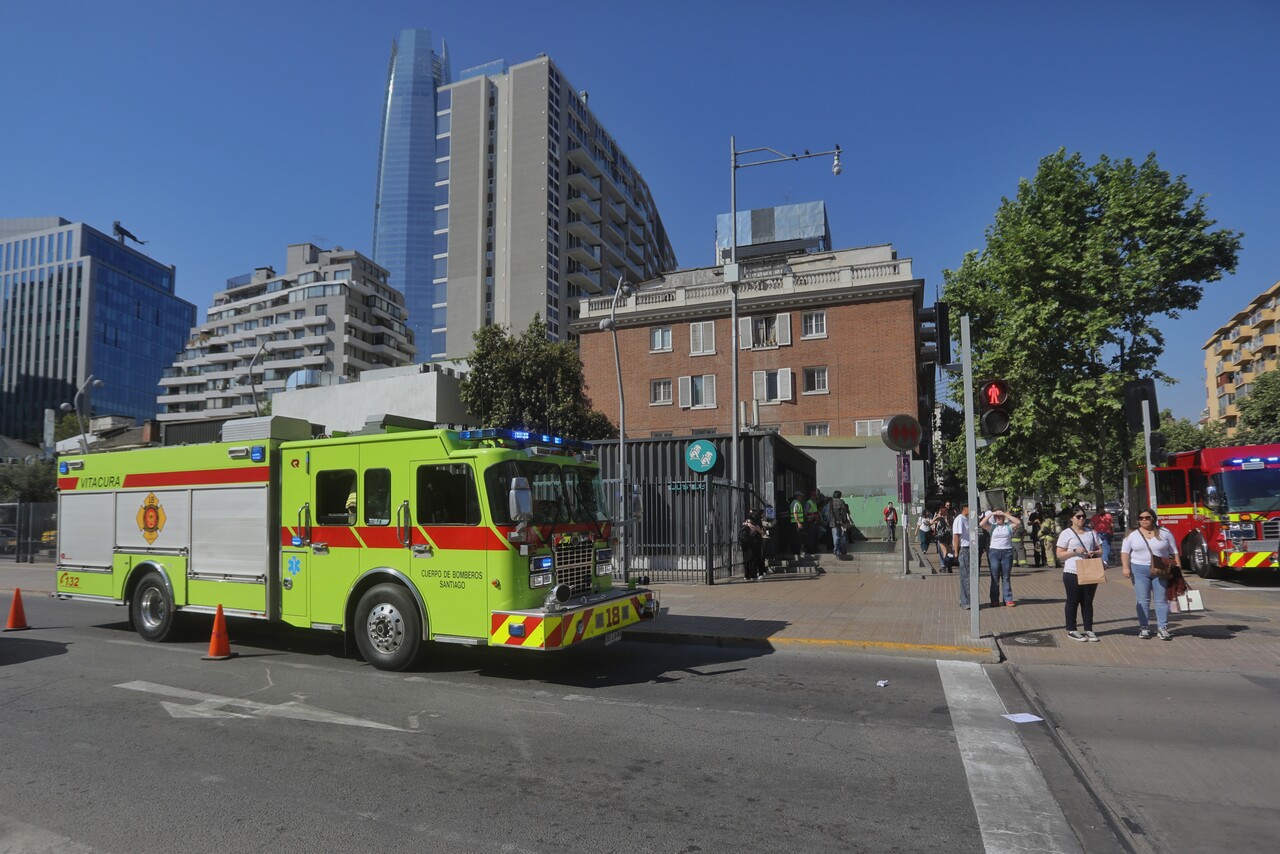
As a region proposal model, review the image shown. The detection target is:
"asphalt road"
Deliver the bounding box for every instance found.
[1,596,1121,854]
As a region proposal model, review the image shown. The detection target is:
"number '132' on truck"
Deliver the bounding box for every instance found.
[53,416,657,670]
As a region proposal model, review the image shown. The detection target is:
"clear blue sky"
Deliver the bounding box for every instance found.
[4,0,1277,421]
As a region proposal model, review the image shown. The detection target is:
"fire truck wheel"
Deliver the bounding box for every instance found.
[131,571,178,642]
[1188,537,1215,579]
[354,583,423,671]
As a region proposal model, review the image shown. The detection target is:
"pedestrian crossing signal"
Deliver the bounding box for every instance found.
[979,380,1012,437]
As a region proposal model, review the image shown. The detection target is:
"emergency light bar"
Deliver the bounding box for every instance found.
[458,428,593,453]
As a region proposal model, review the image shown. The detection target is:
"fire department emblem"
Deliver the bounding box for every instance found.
[136,493,166,545]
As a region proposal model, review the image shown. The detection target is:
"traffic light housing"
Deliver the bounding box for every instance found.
[917,301,951,366]
[1149,431,1168,465]
[1123,378,1159,434]
[979,379,1012,437]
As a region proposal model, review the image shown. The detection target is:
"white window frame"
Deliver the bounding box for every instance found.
[801,310,827,339]
[855,418,885,437]
[678,374,717,409]
[650,326,672,353]
[802,366,829,395]
[752,368,793,404]
[690,321,716,356]
[803,423,830,437]
[740,312,792,350]
[650,378,673,406]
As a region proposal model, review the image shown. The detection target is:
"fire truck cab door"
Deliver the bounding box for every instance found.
[409,459,490,639]
[279,445,361,627]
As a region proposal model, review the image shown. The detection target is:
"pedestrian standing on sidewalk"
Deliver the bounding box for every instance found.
[739,509,767,581]
[1120,508,1179,640]
[789,491,807,558]
[952,503,972,609]
[804,490,821,555]
[981,508,1021,607]
[1090,507,1115,566]
[828,491,852,557]
[917,511,933,568]
[883,501,899,543]
[1056,506,1104,642]
[933,502,953,565]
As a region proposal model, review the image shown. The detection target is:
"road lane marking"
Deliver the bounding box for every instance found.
[937,660,1082,854]
[116,680,406,731]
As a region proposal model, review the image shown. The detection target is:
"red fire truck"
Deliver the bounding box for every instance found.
[1148,443,1280,578]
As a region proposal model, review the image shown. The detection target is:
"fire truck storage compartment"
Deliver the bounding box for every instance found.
[117,489,191,552]
[59,492,116,568]
[189,486,271,580]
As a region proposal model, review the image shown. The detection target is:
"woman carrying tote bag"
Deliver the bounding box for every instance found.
[1120,507,1180,640]
[1056,506,1104,642]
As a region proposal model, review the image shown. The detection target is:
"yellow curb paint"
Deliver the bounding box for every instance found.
[770,637,991,655]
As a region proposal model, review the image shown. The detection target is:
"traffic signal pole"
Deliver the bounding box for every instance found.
[961,316,980,640]
[1143,402,1157,513]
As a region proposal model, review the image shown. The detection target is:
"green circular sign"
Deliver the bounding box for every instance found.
[686,439,718,473]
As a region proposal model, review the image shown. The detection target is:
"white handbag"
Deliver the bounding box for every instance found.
[1176,589,1206,612]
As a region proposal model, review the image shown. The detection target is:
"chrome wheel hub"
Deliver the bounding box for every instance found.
[139,587,166,631]
[366,603,404,655]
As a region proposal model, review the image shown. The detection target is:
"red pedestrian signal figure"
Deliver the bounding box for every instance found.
[979,380,1012,437]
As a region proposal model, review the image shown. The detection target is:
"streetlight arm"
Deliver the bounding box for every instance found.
[735,145,842,169]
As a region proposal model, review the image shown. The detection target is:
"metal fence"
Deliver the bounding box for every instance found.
[0,501,57,563]
[622,477,759,584]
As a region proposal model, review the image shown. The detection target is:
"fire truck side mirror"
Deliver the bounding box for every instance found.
[509,477,534,522]
[1205,485,1224,514]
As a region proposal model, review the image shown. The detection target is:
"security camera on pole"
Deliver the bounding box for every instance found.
[882,414,922,576]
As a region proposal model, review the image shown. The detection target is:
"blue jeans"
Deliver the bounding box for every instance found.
[1131,562,1170,629]
[1099,534,1113,566]
[832,525,847,555]
[958,548,971,606]
[988,548,1013,604]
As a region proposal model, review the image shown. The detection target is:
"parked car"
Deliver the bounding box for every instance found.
[0,527,15,554]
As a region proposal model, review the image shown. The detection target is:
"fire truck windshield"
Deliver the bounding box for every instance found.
[485,460,608,525]
[1213,469,1280,514]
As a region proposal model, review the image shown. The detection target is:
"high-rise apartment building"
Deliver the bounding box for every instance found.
[0,217,195,442]
[157,243,414,423]
[1202,279,1280,433]
[375,41,677,360]
[372,29,452,358]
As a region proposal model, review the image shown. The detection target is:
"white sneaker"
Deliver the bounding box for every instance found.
[1084,631,1099,642]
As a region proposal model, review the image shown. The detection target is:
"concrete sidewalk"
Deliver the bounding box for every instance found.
[8,555,1280,671]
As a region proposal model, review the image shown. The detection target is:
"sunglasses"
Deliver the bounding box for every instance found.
[1138,515,1154,521]
[1072,514,1086,519]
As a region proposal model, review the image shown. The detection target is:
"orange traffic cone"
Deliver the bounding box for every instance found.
[202,604,236,660]
[4,588,30,632]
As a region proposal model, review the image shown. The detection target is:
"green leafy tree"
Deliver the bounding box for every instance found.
[0,459,57,502]
[54,412,81,442]
[460,315,616,440]
[943,149,1241,504]
[1233,370,1280,444]
[1156,409,1228,456]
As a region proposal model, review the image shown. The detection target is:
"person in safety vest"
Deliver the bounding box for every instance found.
[804,490,821,556]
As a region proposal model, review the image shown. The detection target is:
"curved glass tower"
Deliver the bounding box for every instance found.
[371,29,450,362]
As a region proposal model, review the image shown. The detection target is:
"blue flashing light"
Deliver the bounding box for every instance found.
[59,461,68,475]
[250,445,266,463]
[1268,457,1280,462]
[458,427,592,452]
[532,555,554,571]
[1231,459,1244,465]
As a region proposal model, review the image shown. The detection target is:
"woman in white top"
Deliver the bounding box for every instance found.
[1120,507,1179,640]
[980,509,1020,606]
[1056,506,1104,642]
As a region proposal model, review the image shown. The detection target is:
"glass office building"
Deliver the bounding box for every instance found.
[371,28,451,361]
[0,217,196,442]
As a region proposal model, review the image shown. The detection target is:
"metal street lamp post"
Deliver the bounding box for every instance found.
[599,277,636,580]
[728,136,842,486]
[60,375,105,454]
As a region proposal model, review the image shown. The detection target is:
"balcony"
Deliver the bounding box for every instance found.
[567,170,601,200]
[567,239,602,269]
[567,192,601,223]
[567,144,601,177]
[567,217,601,244]
[567,265,601,293]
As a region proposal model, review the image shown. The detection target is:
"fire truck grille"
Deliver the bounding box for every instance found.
[1262,519,1280,541]
[554,541,595,595]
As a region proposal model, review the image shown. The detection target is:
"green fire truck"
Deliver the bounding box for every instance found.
[54,416,657,670]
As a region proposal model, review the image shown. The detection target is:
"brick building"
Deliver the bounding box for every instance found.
[575,243,929,441]
[575,242,936,533]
